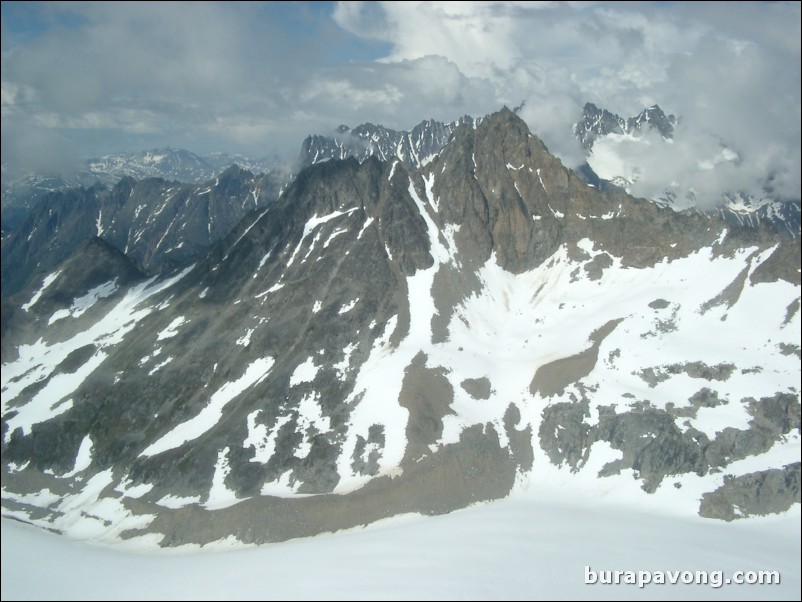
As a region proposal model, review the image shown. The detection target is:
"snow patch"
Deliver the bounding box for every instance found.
[156,494,201,509]
[536,168,548,192]
[333,342,357,379]
[244,412,292,464]
[62,435,93,478]
[148,357,173,376]
[205,447,244,510]
[256,282,284,298]
[289,357,319,387]
[357,217,374,240]
[294,393,331,459]
[286,208,358,268]
[156,316,186,341]
[140,357,275,457]
[114,478,154,499]
[22,271,62,311]
[236,329,255,347]
[338,298,358,315]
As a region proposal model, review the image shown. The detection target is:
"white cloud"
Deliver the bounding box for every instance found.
[1,1,799,203]
[334,1,801,201]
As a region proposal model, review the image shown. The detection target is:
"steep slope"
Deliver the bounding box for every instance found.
[1,167,281,297]
[1,109,799,547]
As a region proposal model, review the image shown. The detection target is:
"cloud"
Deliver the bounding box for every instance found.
[335,1,801,202]
[1,2,339,164]
[1,1,799,204]
[298,56,496,130]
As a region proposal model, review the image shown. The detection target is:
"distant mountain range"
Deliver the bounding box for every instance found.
[2,117,474,232]
[298,116,475,169]
[1,117,477,296]
[1,148,278,232]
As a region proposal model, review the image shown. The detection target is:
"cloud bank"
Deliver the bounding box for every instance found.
[2,1,799,203]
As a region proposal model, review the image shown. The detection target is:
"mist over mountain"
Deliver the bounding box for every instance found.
[574,102,677,151]
[573,102,801,238]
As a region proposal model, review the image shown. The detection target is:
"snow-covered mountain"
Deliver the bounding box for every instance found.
[298,116,476,169]
[1,108,799,549]
[84,147,278,184]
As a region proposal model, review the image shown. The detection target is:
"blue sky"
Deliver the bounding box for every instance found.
[1,1,800,202]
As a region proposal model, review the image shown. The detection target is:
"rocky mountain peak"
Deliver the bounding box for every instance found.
[629,104,676,139]
[298,115,476,171]
[1,164,282,298]
[574,102,676,150]
[429,107,720,274]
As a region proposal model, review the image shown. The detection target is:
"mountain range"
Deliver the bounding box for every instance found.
[1,166,283,297]
[298,116,475,169]
[1,116,470,233]
[1,116,473,298]
[1,108,798,547]
[0,148,278,234]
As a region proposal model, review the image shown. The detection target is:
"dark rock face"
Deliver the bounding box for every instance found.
[699,463,801,520]
[431,107,728,275]
[461,377,492,400]
[1,184,111,297]
[399,352,455,463]
[1,108,798,546]
[539,391,800,495]
[531,320,622,398]
[140,423,526,547]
